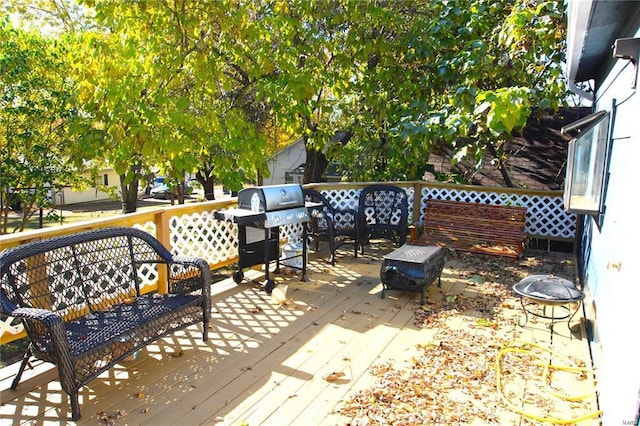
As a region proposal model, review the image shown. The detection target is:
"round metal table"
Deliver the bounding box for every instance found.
[513,275,585,329]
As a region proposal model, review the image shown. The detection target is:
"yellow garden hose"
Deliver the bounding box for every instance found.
[495,340,603,424]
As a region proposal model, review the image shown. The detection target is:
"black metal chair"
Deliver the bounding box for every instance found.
[357,184,408,254]
[303,189,358,265]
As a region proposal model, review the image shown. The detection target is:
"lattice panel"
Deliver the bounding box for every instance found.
[132,221,158,290]
[169,209,239,265]
[0,315,24,342]
[281,223,304,242]
[518,194,576,238]
[405,186,415,224]
[133,221,157,238]
[323,188,360,211]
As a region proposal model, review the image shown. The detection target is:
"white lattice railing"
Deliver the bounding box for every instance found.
[0,181,574,344]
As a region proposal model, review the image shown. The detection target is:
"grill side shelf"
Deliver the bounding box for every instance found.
[213,209,267,226]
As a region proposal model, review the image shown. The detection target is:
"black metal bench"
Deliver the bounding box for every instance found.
[0,227,211,420]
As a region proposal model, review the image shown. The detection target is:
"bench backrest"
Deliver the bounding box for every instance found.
[425,199,526,229]
[0,227,171,322]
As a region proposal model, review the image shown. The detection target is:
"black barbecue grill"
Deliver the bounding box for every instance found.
[214,184,312,293]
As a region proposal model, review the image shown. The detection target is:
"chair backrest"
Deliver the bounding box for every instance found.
[358,184,408,229]
[304,189,356,233]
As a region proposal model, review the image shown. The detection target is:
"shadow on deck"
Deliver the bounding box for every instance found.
[0,241,600,425]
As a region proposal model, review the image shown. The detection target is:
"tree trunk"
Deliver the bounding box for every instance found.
[486,142,514,187]
[196,169,216,200]
[120,175,139,214]
[300,123,328,184]
[303,146,328,184]
[176,182,186,205]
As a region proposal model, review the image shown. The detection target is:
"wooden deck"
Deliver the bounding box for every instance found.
[0,241,600,425]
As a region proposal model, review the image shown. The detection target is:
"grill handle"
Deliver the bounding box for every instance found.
[275,199,298,207]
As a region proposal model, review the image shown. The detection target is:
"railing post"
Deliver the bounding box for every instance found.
[155,209,171,293]
[412,181,424,224]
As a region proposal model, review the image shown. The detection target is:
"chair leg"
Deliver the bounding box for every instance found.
[329,238,336,266]
[10,344,33,390]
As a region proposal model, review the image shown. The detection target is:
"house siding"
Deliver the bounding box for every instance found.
[264,138,306,186]
[53,169,120,205]
[581,21,640,424]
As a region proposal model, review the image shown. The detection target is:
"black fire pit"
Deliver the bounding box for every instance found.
[513,274,585,329]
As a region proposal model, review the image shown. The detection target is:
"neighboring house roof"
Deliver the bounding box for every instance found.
[427,107,592,190]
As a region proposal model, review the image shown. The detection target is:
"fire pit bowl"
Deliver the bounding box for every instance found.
[513,274,585,329]
[513,275,585,305]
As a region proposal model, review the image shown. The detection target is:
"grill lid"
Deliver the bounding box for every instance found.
[215,184,310,227]
[238,184,305,212]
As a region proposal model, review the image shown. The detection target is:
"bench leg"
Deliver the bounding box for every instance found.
[10,345,33,390]
[70,392,81,420]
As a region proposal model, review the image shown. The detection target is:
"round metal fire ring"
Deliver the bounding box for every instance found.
[513,275,584,305]
[513,275,585,328]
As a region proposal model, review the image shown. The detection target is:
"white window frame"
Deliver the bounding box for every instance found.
[563,111,611,215]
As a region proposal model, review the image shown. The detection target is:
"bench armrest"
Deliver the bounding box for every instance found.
[169,256,212,299]
[11,306,63,327]
[10,307,74,373]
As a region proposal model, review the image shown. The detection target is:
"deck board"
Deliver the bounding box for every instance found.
[0,243,600,425]
[228,288,416,425]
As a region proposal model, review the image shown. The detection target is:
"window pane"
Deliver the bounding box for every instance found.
[564,112,609,214]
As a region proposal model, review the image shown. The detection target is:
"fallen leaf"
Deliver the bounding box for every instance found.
[323,371,346,382]
[324,373,337,382]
